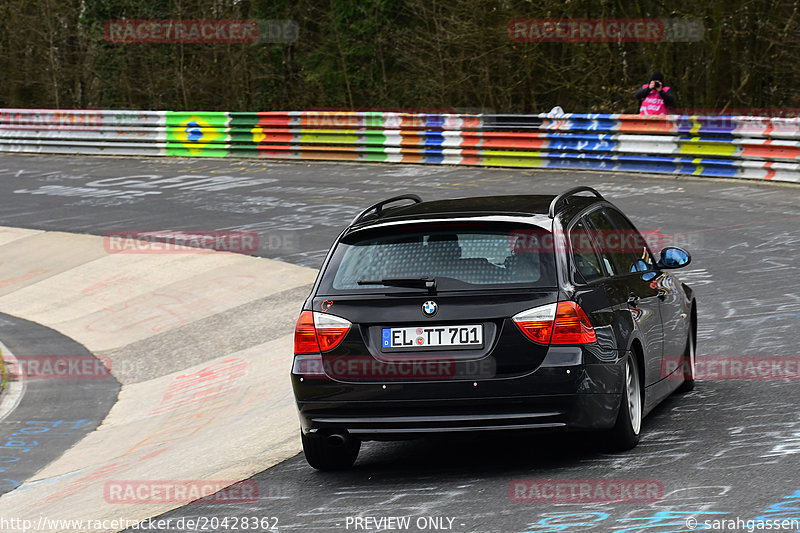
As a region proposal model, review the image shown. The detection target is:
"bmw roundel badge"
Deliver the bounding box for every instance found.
[422,300,438,316]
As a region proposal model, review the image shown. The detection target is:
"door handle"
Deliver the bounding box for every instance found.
[627,294,640,307]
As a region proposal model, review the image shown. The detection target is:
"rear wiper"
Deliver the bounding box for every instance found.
[357,277,437,291]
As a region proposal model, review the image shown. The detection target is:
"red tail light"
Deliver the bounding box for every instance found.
[513,301,596,345]
[293,311,352,354]
[314,312,351,351]
[294,311,319,353]
[551,301,597,344]
[513,303,556,344]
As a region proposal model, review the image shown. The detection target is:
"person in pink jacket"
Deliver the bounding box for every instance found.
[635,72,674,115]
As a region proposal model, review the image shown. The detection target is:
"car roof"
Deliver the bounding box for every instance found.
[349,194,600,229]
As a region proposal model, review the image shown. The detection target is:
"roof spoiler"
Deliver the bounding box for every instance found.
[349,194,423,226]
[548,187,603,218]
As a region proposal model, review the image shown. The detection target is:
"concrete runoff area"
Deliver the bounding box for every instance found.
[0,226,315,531]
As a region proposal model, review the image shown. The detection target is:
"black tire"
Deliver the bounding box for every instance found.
[301,431,360,471]
[675,331,696,393]
[602,354,642,452]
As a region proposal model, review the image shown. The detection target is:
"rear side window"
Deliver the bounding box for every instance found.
[584,209,638,276]
[322,225,557,292]
[569,219,604,283]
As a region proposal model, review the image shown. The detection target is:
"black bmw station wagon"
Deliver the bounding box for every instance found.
[292,187,696,470]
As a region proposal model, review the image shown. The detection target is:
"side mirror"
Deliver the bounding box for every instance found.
[657,247,691,269]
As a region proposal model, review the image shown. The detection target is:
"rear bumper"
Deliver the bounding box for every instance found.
[292,358,626,438]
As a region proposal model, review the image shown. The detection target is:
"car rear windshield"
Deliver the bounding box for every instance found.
[321,223,557,293]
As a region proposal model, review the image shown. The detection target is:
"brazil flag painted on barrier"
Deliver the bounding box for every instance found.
[166,112,229,156]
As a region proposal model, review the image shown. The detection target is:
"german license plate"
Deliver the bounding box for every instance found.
[381,325,483,350]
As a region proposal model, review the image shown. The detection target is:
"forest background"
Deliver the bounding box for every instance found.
[1,0,798,114]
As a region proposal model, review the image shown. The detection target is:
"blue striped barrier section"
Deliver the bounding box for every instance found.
[0,109,798,183]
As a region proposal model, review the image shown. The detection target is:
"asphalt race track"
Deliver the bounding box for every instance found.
[0,313,119,495]
[0,153,799,533]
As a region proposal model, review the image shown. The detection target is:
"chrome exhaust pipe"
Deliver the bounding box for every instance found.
[326,433,347,446]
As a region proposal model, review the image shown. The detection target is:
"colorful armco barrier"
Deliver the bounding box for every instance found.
[1,109,798,182]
